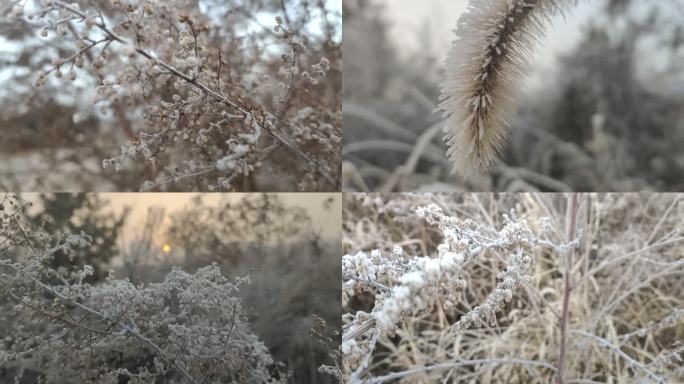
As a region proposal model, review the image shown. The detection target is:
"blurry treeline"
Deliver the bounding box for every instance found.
[343,0,684,192]
[4,193,340,384]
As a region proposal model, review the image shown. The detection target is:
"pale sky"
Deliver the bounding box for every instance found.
[106,193,341,242]
[19,193,342,247]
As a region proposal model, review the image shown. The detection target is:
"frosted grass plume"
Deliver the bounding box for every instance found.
[440,0,572,175]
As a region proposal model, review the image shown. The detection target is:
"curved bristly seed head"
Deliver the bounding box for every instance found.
[440,0,570,176]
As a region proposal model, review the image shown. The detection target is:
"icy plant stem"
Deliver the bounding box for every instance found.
[557,193,579,384]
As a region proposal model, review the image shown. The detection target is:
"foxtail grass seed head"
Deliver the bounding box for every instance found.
[440,0,570,176]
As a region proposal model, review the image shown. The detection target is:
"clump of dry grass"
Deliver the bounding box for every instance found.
[341,193,684,383]
[441,0,570,176]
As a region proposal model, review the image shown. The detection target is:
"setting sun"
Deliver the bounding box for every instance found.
[162,244,171,254]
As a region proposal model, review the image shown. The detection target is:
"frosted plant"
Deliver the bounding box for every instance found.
[340,203,560,382]
[9,0,340,191]
[339,193,684,383]
[0,195,284,383]
[440,0,575,175]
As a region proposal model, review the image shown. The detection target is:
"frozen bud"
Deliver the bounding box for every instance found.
[69,72,77,81]
[320,57,330,68]
[217,177,232,190]
[40,29,48,38]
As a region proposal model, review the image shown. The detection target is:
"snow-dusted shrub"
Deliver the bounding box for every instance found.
[6,0,340,191]
[0,195,283,383]
[339,193,684,384]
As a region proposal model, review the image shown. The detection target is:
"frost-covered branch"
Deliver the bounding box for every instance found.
[340,203,556,382]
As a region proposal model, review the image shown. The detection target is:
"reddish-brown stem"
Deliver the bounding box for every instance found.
[557,193,579,384]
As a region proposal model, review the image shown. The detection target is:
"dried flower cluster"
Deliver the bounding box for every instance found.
[13,0,340,191]
[0,195,284,383]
